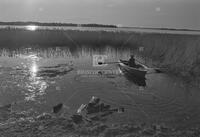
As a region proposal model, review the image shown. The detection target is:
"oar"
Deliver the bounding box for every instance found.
[146,67,163,73]
[98,62,120,65]
[98,60,163,73]
[134,59,163,73]
[152,68,163,73]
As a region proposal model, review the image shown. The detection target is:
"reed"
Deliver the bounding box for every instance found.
[0,28,199,81]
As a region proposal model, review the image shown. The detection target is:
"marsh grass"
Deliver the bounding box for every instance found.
[0,28,200,82]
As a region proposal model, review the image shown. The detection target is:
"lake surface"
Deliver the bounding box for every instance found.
[1,25,200,35]
[0,47,200,128]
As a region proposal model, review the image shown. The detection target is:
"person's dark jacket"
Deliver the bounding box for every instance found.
[128,58,137,67]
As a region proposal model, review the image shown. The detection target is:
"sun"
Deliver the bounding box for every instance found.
[26,25,38,31]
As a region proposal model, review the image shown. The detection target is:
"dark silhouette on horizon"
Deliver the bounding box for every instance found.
[0,21,117,28]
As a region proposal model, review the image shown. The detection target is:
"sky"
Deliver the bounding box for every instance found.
[0,0,199,29]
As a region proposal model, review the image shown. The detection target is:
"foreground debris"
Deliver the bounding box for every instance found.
[0,97,200,137]
[1,115,200,137]
[76,96,125,122]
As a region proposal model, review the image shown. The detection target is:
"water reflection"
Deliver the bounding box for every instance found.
[12,50,75,101]
[26,25,38,31]
[31,62,38,74]
[123,73,146,87]
[23,54,48,101]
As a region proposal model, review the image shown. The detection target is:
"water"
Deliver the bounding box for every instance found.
[0,47,200,128]
[1,25,200,35]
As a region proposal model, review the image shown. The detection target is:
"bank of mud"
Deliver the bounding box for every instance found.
[1,112,200,137]
[1,97,200,137]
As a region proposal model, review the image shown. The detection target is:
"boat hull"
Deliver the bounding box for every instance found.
[118,60,147,78]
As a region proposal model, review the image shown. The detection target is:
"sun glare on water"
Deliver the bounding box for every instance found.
[26,25,38,31]
[31,63,38,74]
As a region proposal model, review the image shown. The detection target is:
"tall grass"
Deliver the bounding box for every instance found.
[0,28,141,49]
[0,28,200,81]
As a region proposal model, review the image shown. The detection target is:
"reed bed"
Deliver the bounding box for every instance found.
[0,28,200,82]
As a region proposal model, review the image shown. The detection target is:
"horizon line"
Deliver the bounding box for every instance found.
[0,21,200,32]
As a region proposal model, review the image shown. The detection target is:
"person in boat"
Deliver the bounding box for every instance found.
[128,55,137,68]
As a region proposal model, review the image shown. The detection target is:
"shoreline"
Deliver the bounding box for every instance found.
[1,112,200,137]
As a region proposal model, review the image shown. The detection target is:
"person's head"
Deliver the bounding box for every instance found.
[131,55,135,59]
[89,96,100,104]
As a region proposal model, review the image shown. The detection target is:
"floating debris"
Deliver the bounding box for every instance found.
[52,103,63,114]
[77,96,125,122]
[77,104,87,114]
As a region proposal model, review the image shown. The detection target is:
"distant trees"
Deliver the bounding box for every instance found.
[0,22,117,28]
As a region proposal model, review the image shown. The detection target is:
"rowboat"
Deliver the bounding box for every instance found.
[118,60,147,78]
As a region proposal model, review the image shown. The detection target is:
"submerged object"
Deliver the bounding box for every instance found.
[118,107,125,113]
[53,103,63,114]
[119,60,147,78]
[76,96,125,122]
[0,104,12,120]
[86,96,111,114]
[0,104,12,113]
